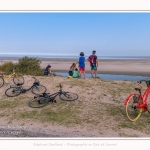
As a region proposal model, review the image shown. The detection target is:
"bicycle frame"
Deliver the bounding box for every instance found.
[141,86,150,103]
[17,84,39,92]
[42,86,64,100]
[3,71,20,82]
[124,85,150,111]
[48,91,62,100]
[3,72,15,79]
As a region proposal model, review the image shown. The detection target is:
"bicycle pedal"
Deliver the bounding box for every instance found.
[144,107,147,112]
[133,106,137,110]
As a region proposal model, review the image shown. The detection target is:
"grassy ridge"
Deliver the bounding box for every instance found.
[0,75,150,137]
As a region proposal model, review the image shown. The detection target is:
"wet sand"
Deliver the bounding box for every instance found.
[0,57,150,76]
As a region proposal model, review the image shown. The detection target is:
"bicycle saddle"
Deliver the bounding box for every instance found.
[135,87,141,91]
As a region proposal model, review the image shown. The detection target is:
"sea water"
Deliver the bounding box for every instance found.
[55,72,150,81]
[1,53,150,60]
[0,53,150,81]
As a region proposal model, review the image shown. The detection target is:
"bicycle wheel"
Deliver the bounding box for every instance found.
[13,75,24,85]
[28,97,48,108]
[125,94,142,121]
[5,87,21,97]
[32,85,47,95]
[0,77,4,88]
[59,92,78,101]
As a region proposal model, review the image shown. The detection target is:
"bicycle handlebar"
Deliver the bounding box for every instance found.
[137,79,150,85]
[138,79,150,82]
[137,80,144,84]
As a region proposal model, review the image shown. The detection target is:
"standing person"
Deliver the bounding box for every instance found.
[87,50,99,78]
[78,52,86,79]
[44,64,52,76]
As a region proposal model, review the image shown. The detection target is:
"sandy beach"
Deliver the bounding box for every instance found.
[1,58,150,137]
[0,75,150,137]
[0,57,150,76]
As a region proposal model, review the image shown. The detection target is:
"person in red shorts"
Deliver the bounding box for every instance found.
[78,52,86,79]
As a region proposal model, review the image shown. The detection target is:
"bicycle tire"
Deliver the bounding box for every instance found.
[13,75,24,85]
[5,87,21,97]
[28,97,49,108]
[126,94,142,121]
[0,77,4,88]
[32,85,47,95]
[59,92,78,101]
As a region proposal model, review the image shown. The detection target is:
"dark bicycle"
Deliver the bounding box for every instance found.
[0,76,4,88]
[5,77,46,97]
[28,83,78,108]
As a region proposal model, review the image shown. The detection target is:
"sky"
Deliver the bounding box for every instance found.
[0,12,150,56]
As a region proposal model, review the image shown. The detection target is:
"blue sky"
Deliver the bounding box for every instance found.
[0,12,150,56]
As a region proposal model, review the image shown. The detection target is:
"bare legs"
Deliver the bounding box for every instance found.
[80,71,86,79]
[91,70,97,78]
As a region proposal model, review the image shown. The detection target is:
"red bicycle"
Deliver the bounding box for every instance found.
[124,79,150,121]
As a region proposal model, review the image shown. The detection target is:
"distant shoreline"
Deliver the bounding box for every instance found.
[0,57,150,77]
[1,56,150,61]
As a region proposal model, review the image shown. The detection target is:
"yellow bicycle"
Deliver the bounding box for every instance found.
[0,68,24,88]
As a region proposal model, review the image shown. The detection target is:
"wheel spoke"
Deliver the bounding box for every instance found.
[28,97,48,108]
[5,87,21,97]
[60,92,78,101]
[13,75,24,85]
[126,94,142,121]
[32,85,46,95]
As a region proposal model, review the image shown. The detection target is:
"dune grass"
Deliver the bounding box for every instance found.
[0,76,150,137]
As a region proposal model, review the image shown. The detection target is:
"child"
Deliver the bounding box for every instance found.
[78,52,86,79]
[44,64,52,76]
[73,68,80,78]
[68,62,77,76]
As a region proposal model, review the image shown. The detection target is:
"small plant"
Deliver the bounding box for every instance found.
[17,56,43,75]
[0,62,17,74]
[0,56,44,76]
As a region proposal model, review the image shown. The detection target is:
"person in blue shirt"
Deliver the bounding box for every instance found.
[78,52,86,79]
